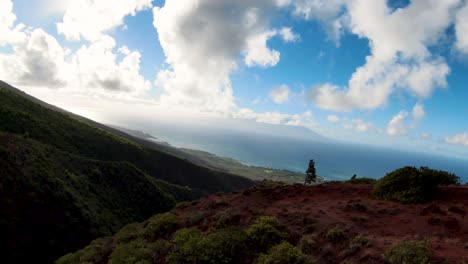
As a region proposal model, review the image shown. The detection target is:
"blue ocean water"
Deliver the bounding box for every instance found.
[132,120,468,183]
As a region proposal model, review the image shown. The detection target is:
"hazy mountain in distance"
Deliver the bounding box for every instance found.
[118,116,468,183]
[109,125,317,183]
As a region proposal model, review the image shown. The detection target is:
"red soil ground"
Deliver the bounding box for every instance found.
[172,182,468,263]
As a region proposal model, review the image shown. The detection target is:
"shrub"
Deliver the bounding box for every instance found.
[256,242,315,264]
[110,239,169,264]
[247,216,288,252]
[373,166,459,204]
[143,213,178,240]
[168,227,248,264]
[55,237,113,264]
[299,235,318,254]
[383,241,431,264]
[325,227,345,242]
[348,177,377,184]
[349,235,369,250]
[114,223,143,244]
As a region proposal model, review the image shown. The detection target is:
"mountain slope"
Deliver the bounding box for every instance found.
[0,132,180,263]
[0,81,254,263]
[0,81,254,193]
[58,182,468,264]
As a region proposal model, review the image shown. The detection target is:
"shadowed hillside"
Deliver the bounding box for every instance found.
[0,81,254,263]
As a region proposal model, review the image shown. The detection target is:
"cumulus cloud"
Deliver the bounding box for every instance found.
[245,30,281,67]
[270,85,290,104]
[387,111,409,136]
[292,0,347,42]
[327,115,340,122]
[0,0,151,95]
[412,103,425,121]
[0,0,26,46]
[445,132,468,146]
[279,27,300,42]
[386,103,426,136]
[57,0,153,41]
[153,0,293,113]
[0,28,70,88]
[73,35,151,94]
[308,0,458,112]
[455,2,468,53]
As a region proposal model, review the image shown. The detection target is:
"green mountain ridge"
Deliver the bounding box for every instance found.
[0,81,254,263]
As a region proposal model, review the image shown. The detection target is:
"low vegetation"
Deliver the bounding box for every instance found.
[383,241,431,264]
[373,166,459,204]
[57,215,314,264]
[256,242,314,264]
[0,81,253,263]
[347,177,377,185]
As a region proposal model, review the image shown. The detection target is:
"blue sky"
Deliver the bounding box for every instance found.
[1,0,468,159]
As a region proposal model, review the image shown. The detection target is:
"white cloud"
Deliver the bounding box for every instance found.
[270,85,290,104]
[0,0,26,47]
[0,28,70,88]
[455,3,468,53]
[344,119,374,132]
[445,132,468,146]
[327,115,340,122]
[153,0,293,113]
[235,108,314,128]
[308,0,458,112]
[0,24,150,94]
[412,103,425,121]
[279,27,300,42]
[0,3,150,95]
[387,103,426,136]
[72,35,151,94]
[57,0,153,41]
[245,30,281,67]
[292,0,347,42]
[387,111,409,136]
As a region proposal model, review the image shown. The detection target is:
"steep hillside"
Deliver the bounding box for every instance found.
[0,81,254,263]
[0,132,183,263]
[57,182,468,264]
[0,82,254,193]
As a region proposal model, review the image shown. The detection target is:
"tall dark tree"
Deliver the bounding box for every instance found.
[305,160,317,185]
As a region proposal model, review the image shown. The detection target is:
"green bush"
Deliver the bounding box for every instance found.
[373,166,459,204]
[325,227,345,242]
[256,242,314,264]
[114,223,143,244]
[143,213,178,240]
[349,235,369,250]
[110,239,171,264]
[55,237,113,264]
[168,227,248,264]
[298,235,318,254]
[383,241,431,264]
[247,216,288,252]
[347,177,377,184]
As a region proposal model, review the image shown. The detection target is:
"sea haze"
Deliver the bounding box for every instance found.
[121,117,468,183]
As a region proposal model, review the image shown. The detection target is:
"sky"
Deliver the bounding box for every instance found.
[1,0,468,159]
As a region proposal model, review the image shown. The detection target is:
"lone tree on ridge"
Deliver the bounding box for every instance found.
[304,159,317,185]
